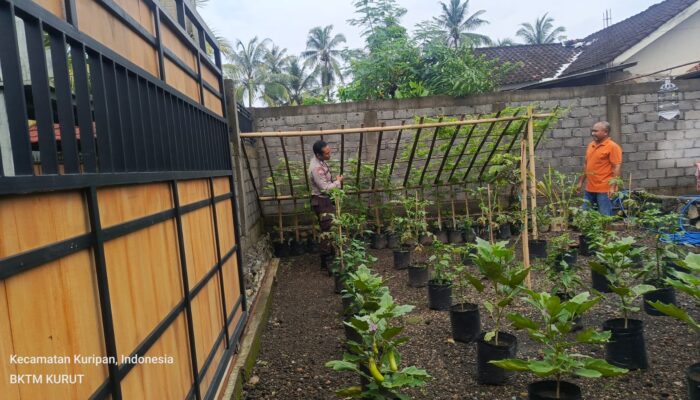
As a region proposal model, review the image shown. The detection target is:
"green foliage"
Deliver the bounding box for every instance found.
[391,192,431,249]
[572,209,614,252]
[648,252,700,332]
[470,238,528,345]
[491,291,627,389]
[421,43,516,97]
[537,166,580,228]
[426,241,458,284]
[589,236,654,327]
[516,13,567,44]
[328,264,430,398]
[339,32,516,101]
[545,233,582,297]
[451,243,484,306]
[338,22,421,101]
[637,208,682,284]
[301,94,330,105]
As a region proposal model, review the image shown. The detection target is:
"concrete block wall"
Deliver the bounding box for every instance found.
[244,80,700,224]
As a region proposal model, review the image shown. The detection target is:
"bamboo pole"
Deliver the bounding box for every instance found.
[520,133,531,288]
[465,188,470,219]
[277,200,283,242]
[527,106,538,240]
[487,184,494,244]
[451,187,457,230]
[240,114,554,138]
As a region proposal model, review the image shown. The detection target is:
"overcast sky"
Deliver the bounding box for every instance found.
[197,0,662,58]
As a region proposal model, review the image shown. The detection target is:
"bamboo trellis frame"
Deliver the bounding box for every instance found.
[241,111,556,259]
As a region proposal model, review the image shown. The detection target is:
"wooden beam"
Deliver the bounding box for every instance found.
[240,114,554,138]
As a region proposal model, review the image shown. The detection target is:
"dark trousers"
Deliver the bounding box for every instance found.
[311,195,335,257]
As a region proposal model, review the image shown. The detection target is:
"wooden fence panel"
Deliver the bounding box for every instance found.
[104,223,182,356]
[34,0,64,19]
[75,0,159,77]
[0,192,88,256]
[119,314,193,399]
[3,252,107,399]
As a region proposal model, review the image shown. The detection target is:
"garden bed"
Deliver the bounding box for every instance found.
[242,232,699,400]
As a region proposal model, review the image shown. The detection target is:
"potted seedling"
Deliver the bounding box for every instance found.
[648,253,700,399]
[637,208,681,316]
[461,215,477,243]
[547,232,578,270]
[491,291,628,399]
[327,277,430,399]
[537,166,580,232]
[471,238,529,385]
[391,192,431,270]
[590,236,654,370]
[449,247,484,343]
[573,209,614,257]
[426,241,455,311]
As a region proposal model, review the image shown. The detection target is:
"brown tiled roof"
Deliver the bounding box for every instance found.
[475,0,697,86]
[561,0,698,76]
[474,44,578,85]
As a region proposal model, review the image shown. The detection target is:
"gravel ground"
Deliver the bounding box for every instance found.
[242,230,699,400]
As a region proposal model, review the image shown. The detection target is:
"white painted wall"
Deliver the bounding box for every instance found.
[621,10,700,79]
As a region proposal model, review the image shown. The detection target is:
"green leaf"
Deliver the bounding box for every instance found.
[483,301,494,314]
[507,313,539,330]
[488,359,530,371]
[527,360,557,376]
[647,301,699,331]
[631,284,656,297]
[584,359,628,376]
[573,368,603,378]
[326,360,360,372]
[382,326,404,340]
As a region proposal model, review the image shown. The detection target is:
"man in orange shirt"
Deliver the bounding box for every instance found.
[576,121,622,216]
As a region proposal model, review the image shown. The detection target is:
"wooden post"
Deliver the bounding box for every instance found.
[520,134,531,288]
[527,106,538,240]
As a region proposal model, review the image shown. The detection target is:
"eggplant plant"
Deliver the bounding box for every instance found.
[470,238,529,345]
[590,236,654,328]
[491,291,627,398]
[327,266,430,399]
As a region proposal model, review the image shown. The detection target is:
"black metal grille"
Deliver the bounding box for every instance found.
[0,0,231,180]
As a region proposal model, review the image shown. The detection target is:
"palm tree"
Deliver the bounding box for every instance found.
[434,0,491,48]
[302,25,347,99]
[495,38,516,46]
[516,13,566,44]
[231,37,270,107]
[264,45,289,74]
[280,56,318,106]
